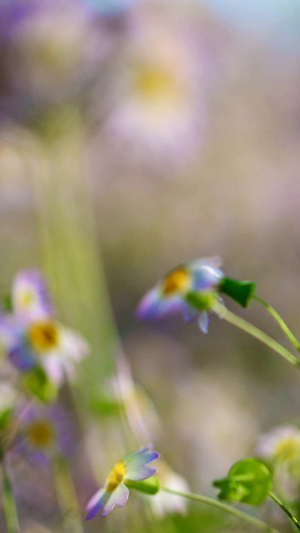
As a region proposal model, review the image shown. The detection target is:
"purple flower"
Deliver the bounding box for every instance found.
[86,444,159,520]
[136,258,223,333]
[0,270,89,385]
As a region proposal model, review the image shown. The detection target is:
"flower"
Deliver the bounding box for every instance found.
[107,21,206,165]
[0,270,89,385]
[85,444,159,520]
[136,257,223,333]
[256,426,300,463]
[148,460,190,517]
[13,403,76,463]
[12,269,52,321]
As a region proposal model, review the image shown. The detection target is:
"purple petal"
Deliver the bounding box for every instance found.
[9,343,37,371]
[86,489,110,521]
[125,444,160,481]
[101,484,129,517]
[136,288,185,321]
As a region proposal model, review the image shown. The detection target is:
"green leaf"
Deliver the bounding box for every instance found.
[125,477,160,495]
[22,366,58,403]
[0,409,14,433]
[214,458,272,506]
[219,278,256,308]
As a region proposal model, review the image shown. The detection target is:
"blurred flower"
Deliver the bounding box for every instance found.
[107,23,206,164]
[149,460,190,517]
[0,270,89,385]
[13,403,76,463]
[136,257,223,333]
[256,425,300,463]
[111,355,162,441]
[86,444,159,519]
[12,269,52,321]
[0,0,110,107]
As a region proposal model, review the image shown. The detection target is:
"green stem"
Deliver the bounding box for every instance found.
[253,296,300,352]
[162,488,279,533]
[1,461,20,533]
[53,454,84,533]
[212,301,300,369]
[269,492,300,531]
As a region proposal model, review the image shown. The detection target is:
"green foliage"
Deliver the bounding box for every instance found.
[219,278,256,307]
[213,458,272,506]
[125,477,160,495]
[21,366,58,403]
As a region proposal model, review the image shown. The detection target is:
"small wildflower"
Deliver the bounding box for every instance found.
[0,270,89,385]
[12,269,52,321]
[136,257,223,333]
[149,460,190,517]
[256,426,300,463]
[85,444,159,520]
[13,403,76,463]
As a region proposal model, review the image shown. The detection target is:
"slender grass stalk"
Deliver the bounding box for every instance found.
[212,300,300,368]
[162,487,279,533]
[269,492,300,531]
[53,454,84,533]
[1,461,20,533]
[253,295,300,352]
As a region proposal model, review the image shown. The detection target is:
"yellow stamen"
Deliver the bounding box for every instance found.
[27,419,56,450]
[19,290,35,309]
[133,63,183,104]
[162,267,191,297]
[28,321,59,352]
[106,461,127,493]
[274,438,300,461]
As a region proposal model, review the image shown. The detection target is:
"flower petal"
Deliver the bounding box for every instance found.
[101,483,129,517]
[9,343,37,371]
[125,444,160,481]
[136,288,185,321]
[198,311,209,334]
[85,489,110,520]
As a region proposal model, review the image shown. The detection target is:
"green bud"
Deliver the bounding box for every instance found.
[22,366,58,403]
[219,278,256,308]
[213,458,272,506]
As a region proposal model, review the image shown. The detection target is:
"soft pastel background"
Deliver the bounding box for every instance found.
[0,0,300,531]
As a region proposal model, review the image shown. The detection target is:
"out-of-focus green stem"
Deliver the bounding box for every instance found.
[254,295,300,352]
[212,301,300,369]
[269,492,300,531]
[53,454,84,533]
[162,488,279,533]
[1,460,20,533]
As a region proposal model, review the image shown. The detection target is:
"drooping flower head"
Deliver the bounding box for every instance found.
[86,444,159,520]
[136,257,223,333]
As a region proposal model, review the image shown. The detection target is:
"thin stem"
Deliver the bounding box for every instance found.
[212,301,300,369]
[53,454,84,533]
[269,492,300,531]
[162,488,279,533]
[253,295,300,352]
[1,460,20,533]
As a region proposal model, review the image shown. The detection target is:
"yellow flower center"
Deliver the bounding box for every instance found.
[19,290,35,309]
[162,267,191,297]
[106,460,127,493]
[133,63,182,105]
[274,438,300,461]
[27,419,56,450]
[28,321,59,353]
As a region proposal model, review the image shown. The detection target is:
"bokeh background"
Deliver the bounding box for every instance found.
[1,0,300,531]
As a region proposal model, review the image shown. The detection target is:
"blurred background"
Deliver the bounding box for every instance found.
[1,0,300,531]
